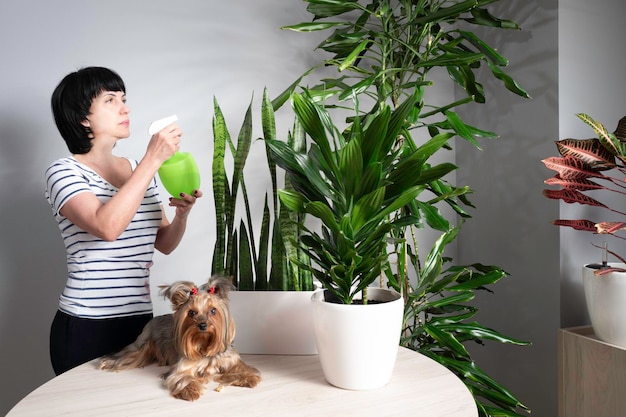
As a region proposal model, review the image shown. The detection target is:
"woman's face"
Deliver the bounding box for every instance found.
[82,90,130,141]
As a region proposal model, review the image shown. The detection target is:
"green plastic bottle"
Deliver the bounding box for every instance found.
[158,151,200,198]
[149,115,200,198]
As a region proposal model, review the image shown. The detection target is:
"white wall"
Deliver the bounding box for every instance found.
[0,1,321,413]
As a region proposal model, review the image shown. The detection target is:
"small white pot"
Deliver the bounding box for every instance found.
[583,263,626,348]
[311,287,404,390]
[229,290,318,355]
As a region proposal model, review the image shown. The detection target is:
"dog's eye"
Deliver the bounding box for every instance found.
[210,308,217,316]
[188,310,197,317]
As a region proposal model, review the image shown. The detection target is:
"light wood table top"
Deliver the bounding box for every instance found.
[8,347,477,416]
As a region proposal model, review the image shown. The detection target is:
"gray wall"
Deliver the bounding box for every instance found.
[1,0,622,416]
[457,1,559,416]
[558,0,626,327]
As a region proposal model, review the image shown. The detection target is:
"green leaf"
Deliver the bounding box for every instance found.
[424,324,470,358]
[338,40,370,71]
[238,221,254,290]
[466,7,520,29]
[436,322,530,345]
[281,21,347,32]
[211,97,228,275]
[458,30,508,66]
[488,61,531,99]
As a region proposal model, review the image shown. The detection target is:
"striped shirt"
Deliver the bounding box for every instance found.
[44,156,162,319]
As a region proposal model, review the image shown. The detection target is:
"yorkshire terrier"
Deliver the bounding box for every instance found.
[98,276,261,401]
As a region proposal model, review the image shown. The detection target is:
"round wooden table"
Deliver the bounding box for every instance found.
[7,347,477,416]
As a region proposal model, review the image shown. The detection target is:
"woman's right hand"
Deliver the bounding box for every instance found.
[146,123,182,165]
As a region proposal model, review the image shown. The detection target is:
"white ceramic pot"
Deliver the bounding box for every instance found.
[311,287,404,390]
[583,263,626,348]
[229,290,318,355]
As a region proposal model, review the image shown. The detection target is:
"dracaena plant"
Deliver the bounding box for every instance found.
[268,1,532,415]
[267,90,434,305]
[543,113,626,274]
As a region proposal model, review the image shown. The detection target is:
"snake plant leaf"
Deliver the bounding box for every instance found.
[268,215,287,290]
[230,99,253,202]
[255,195,270,290]
[211,98,228,275]
[238,220,254,291]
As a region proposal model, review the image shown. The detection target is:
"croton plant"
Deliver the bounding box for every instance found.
[543,114,626,274]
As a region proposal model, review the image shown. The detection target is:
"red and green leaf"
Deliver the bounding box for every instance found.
[544,175,602,191]
[555,138,615,169]
[595,221,626,234]
[552,219,596,232]
[542,189,607,208]
[542,156,604,180]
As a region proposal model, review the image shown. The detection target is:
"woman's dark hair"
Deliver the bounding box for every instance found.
[51,67,126,154]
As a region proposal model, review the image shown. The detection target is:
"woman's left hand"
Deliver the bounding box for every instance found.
[168,189,203,219]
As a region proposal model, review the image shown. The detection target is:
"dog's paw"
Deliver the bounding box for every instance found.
[216,371,261,389]
[172,380,204,402]
[97,358,117,371]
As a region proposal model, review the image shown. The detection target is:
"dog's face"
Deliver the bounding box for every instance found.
[160,277,235,360]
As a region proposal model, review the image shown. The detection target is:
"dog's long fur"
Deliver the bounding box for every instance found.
[98,276,261,401]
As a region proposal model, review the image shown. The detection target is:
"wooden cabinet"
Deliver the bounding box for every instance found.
[558,326,626,417]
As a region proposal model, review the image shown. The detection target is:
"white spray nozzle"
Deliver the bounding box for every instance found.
[148,114,178,136]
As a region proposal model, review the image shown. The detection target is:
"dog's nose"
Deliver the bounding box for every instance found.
[198,322,208,331]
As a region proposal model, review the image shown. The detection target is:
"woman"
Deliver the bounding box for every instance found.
[45,66,202,375]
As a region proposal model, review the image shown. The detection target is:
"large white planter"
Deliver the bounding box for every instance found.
[311,287,404,390]
[229,290,318,355]
[583,263,626,348]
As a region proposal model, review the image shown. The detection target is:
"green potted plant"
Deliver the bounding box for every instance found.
[543,113,626,348]
[208,0,531,411]
[210,90,319,354]
[270,0,531,413]
[267,82,463,388]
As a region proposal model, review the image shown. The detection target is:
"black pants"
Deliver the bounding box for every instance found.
[50,310,152,375]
